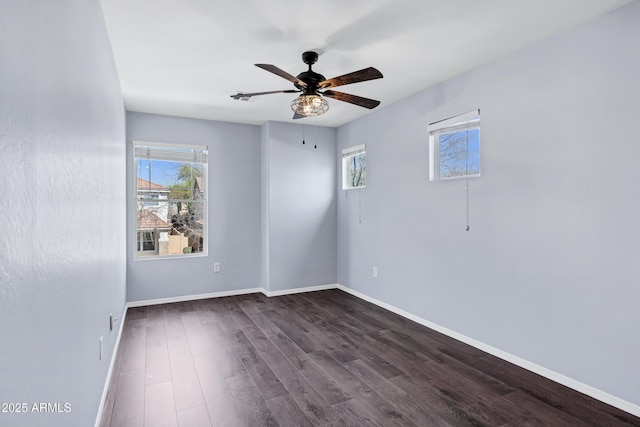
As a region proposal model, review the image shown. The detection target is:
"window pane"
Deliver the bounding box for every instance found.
[136,199,206,256]
[347,153,366,188]
[137,159,203,201]
[439,128,479,178]
[136,201,170,256]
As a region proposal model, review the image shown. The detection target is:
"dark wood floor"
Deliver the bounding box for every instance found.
[100,289,639,426]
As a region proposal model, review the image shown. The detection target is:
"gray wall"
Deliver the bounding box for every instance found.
[337,1,640,407]
[126,112,262,302]
[0,1,127,426]
[262,122,338,292]
[126,116,337,300]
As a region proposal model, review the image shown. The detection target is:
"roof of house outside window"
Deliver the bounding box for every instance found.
[137,178,170,192]
[137,209,170,229]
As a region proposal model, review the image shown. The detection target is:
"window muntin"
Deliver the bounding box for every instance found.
[429,110,480,181]
[133,142,207,259]
[342,144,366,190]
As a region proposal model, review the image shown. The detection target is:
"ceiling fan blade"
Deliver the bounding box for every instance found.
[321,90,380,109]
[255,64,307,88]
[230,89,299,100]
[319,67,383,89]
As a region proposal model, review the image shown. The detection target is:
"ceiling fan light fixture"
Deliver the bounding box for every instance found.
[290,94,329,117]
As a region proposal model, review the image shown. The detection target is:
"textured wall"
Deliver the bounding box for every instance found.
[126,112,262,302]
[337,1,640,408]
[0,1,127,426]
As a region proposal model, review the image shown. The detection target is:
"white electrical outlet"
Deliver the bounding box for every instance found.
[214,262,220,273]
[110,313,119,332]
[373,267,378,278]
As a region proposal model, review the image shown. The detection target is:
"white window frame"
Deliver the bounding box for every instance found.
[342,144,366,190]
[133,141,208,260]
[429,110,480,181]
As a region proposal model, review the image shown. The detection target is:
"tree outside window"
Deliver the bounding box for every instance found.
[429,110,480,181]
[342,144,366,190]
[438,128,480,179]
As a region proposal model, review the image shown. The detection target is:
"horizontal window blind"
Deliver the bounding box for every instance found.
[342,144,366,158]
[134,141,208,163]
[428,110,480,134]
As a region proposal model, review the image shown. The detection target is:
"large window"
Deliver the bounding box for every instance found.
[429,110,480,181]
[342,144,366,190]
[133,142,208,258]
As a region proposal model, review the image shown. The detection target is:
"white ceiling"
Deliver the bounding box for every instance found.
[100,0,631,128]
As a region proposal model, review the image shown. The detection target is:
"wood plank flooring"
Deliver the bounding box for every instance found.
[99,290,640,426]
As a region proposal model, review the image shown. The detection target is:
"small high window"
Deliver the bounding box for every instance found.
[429,110,480,181]
[342,144,366,190]
[133,142,208,259]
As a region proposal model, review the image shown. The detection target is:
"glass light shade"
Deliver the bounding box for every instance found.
[290,94,329,117]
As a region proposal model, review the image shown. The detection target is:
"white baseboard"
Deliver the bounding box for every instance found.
[126,284,341,307]
[335,284,640,418]
[94,305,128,427]
[126,287,264,308]
[263,283,338,297]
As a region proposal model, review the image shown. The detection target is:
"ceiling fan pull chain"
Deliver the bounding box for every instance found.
[465,128,470,231]
[466,178,470,231]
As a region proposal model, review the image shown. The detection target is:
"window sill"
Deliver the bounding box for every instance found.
[134,252,208,261]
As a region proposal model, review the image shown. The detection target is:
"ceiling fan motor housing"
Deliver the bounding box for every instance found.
[295,71,326,92]
[296,51,324,92]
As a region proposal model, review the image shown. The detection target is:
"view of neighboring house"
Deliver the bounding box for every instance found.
[136,177,170,219]
[136,208,171,252]
[136,177,204,255]
[136,178,171,254]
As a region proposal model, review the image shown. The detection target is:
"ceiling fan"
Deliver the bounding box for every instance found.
[231,51,383,119]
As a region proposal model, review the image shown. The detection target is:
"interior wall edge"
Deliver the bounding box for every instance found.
[261,283,339,297]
